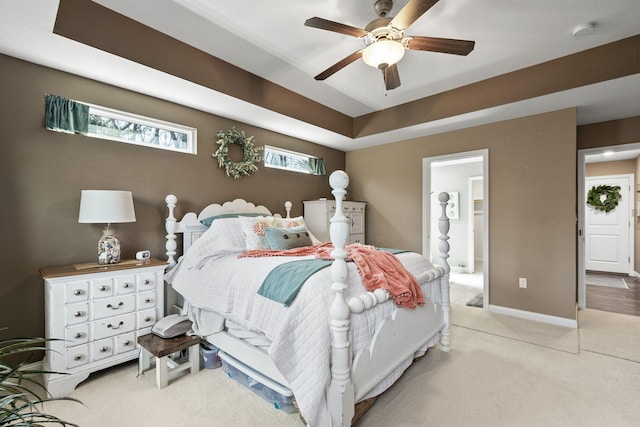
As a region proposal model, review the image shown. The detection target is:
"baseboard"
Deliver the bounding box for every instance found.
[23,359,44,371]
[488,304,578,329]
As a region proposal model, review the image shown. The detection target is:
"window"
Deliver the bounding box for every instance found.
[87,105,196,154]
[45,94,196,154]
[263,145,326,175]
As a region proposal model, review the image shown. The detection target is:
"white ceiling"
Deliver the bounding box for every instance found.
[1,0,640,151]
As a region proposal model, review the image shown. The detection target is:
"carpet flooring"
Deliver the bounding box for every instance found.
[42,307,640,427]
[452,304,579,353]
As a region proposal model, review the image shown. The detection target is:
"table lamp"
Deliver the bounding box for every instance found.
[78,190,136,264]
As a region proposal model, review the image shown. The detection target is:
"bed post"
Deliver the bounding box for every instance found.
[165,194,178,267]
[326,170,355,427]
[284,201,292,218]
[438,192,452,352]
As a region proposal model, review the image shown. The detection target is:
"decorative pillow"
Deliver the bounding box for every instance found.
[200,212,264,227]
[265,225,312,250]
[239,216,307,250]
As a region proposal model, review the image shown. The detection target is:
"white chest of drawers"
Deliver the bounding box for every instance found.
[303,200,367,244]
[40,259,167,397]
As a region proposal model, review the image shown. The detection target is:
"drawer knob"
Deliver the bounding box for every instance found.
[144,316,153,323]
[144,279,151,285]
[123,340,131,346]
[106,301,124,310]
[74,311,85,318]
[74,332,84,339]
[144,298,152,304]
[74,354,83,361]
[100,346,109,353]
[123,282,132,289]
[107,321,124,330]
[73,289,84,296]
[99,285,108,292]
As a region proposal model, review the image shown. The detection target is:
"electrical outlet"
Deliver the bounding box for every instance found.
[519,277,527,288]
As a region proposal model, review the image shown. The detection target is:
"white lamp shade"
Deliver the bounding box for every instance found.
[362,40,405,68]
[78,190,136,224]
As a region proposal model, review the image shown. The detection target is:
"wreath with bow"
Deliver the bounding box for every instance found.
[213,127,263,179]
[587,185,622,212]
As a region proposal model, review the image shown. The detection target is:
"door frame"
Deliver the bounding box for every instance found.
[578,144,639,309]
[468,176,484,272]
[423,149,489,308]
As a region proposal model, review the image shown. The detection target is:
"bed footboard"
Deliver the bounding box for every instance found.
[325,171,451,427]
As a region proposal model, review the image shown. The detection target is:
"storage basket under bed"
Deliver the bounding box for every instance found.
[218,350,296,413]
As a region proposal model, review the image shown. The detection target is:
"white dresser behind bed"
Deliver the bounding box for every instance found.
[304,199,366,244]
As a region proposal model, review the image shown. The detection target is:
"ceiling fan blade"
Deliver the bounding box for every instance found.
[382,64,401,90]
[405,36,475,55]
[305,17,368,38]
[390,0,440,31]
[314,51,363,81]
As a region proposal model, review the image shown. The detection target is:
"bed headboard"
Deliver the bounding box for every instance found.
[164,197,292,267]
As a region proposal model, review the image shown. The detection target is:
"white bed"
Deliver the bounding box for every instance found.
[163,170,452,426]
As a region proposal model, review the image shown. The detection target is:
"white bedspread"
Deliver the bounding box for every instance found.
[165,245,442,426]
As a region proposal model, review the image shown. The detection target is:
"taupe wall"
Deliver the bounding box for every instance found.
[347,109,578,320]
[577,116,640,150]
[0,54,345,339]
[586,160,636,176]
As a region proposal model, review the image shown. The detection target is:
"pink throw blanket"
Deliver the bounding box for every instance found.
[239,243,424,308]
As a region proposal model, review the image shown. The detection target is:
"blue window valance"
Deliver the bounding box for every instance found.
[44,94,89,134]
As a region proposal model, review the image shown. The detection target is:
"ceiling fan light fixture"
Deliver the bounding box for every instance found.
[362,40,405,68]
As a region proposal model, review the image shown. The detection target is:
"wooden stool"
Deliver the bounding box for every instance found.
[137,333,201,389]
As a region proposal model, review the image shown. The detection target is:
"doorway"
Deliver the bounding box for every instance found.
[578,144,640,315]
[584,174,633,274]
[423,149,489,308]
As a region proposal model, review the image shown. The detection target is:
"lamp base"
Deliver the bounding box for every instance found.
[97,226,121,264]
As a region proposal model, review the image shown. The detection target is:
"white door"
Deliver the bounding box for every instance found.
[585,175,632,274]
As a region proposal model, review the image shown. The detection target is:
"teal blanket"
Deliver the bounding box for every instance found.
[257,259,333,307]
[257,248,411,306]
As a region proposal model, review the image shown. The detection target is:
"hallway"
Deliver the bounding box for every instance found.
[586,272,640,317]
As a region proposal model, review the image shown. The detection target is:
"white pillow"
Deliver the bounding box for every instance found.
[183,217,246,263]
[239,216,307,250]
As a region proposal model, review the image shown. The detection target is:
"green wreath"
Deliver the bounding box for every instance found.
[213,127,263,180]
[587,185,622,212]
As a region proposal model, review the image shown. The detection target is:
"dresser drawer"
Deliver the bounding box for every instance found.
[65,302,89,326]
[91,278,115,298]
[116,332,137,354]
[65,344,89,370]
[138,272,159,290]
[350,233,365,244]
[137,308,158,329]
[92,312,136,340]
[116,274,136,294]
[137,290,156,310]
[65,324,89,347]
[65,280,89,303]
[91,294,136,320]
[91,338,114,361]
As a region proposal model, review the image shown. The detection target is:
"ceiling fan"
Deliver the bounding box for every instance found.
[304,0,475,90]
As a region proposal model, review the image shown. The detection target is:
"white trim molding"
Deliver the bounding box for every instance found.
[488,305,577,329]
